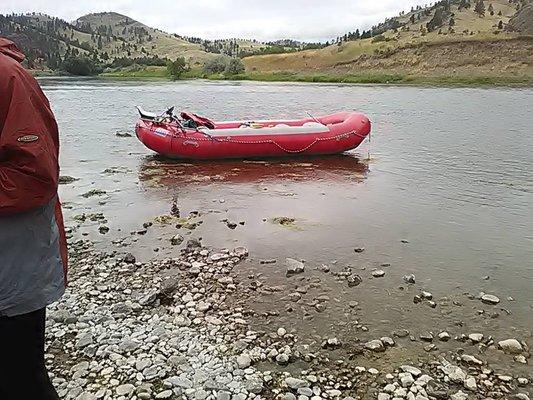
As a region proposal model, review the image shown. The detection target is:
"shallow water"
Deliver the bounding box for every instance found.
[43,77,533,368]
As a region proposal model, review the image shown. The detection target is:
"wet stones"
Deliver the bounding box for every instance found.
[284,377,309,390]
[400,365,422,377]
[481,294,500,305]
[365,339,385,352]
[59,175,79,184]
[347,274,363,287]
[226,221,237,229]
[403,274,416,284]
[322,337,342,349]
[441,362,466,383]
[419,332,434,342]
[354,247,365,253]
[286,258,305,277]
[372,269,386,278]
[233,246,249,258]
[498,338,523,354]
[170,234,184,245]
[468,333,483,343]
[393,329,410,338]
[123,253,136,264]
[461,354,483,366]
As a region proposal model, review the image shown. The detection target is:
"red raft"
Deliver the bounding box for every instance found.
[135,108,371,160]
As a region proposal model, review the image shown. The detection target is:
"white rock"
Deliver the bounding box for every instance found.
[481,294,500,304]
[498,339,523,354]
[400,365,422,377]
[463,376,477,391]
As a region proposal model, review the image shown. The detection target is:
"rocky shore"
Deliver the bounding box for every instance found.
[45,217,531,400]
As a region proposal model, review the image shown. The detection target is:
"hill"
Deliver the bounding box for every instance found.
[243,0,533,82]
[74,12,211,66]
[0,12,215,70]
[0,11,284,73]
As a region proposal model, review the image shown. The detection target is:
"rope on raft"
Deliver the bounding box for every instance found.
[192,130,367,154]
[145,126,368,154]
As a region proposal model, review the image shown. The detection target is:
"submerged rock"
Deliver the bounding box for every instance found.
[59,175,79,184]
[286,258,305,276]
[481,294,500,304]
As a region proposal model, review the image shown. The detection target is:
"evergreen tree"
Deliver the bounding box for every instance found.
[474,0,485,16]
[498,20,503,29]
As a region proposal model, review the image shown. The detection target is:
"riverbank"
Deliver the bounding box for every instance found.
[48,209,532,400]
[98,69,533,87]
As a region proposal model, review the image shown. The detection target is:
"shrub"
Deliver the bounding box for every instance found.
[224,58,245,75]
[371,34,387,43]
[203,55,229,74]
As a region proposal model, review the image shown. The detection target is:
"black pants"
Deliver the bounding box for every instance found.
[0,308,59,400]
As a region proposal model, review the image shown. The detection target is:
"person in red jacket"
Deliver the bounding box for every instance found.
[0,38,67,400]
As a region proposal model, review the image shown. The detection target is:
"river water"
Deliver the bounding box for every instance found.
[42,77,532,370]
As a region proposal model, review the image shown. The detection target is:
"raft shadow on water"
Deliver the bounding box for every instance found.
[138,154,370,189]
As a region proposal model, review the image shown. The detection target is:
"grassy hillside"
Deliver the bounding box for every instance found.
[244,0,532,81]
[74,12,212,67]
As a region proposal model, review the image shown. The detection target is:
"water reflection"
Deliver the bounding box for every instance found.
[138,154,369,189]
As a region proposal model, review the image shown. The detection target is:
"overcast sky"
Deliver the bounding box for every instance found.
[1,0,425,42]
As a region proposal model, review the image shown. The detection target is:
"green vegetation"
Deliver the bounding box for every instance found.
[98,67,533,87]
[61,56,103,75]
[166,57,187,80]
[224,58,246,75]
[202,55,245,76]
[203,55,229,74]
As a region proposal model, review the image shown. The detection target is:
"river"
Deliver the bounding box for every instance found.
[42,77,532,373]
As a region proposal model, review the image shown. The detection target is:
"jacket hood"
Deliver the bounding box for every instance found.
[0,38,25,63]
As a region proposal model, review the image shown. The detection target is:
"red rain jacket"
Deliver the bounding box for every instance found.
[0,38,67,285]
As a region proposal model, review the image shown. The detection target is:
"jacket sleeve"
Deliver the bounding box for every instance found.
[0,68,59,216]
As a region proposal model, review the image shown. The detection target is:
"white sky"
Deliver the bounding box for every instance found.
[1,0,426,42]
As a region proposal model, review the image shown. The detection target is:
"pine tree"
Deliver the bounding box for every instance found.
[498,20,503,29]
[474,0,485,16]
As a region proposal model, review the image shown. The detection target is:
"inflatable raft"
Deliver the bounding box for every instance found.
[135,108,371,160]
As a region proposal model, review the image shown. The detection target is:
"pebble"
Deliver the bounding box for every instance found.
[403,274,416,284]
[286,258,305,276]
[450,391,468,400]
[365,339,385,352]
[285,377,309,389]
[481,294,500,304]
[400,365,421,377]
[463,376,477,391]
[498,338,523,354]
[116,384,135,396]
[468,333,483,343]
[236,354,252,369]
[372,269,386,277]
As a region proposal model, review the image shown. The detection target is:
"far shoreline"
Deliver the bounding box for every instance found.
[33,70,533,87]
